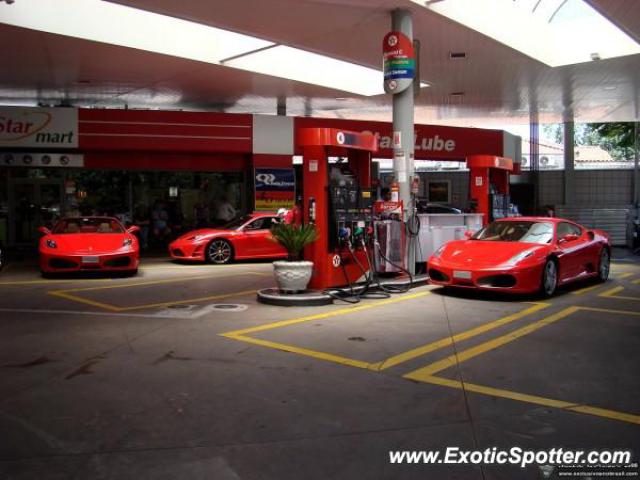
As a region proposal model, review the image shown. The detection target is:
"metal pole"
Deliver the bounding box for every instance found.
[391,9,415,274]
[634,121,639,208]
[563,120,575,205]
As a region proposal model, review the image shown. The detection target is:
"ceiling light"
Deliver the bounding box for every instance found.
[0,0,431,97]
[0,0,274,65]
[416,0,640,67]
[224,45,388,96]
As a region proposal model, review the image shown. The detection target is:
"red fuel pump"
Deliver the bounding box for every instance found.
[467,155,514,225]
[298,128,378,290]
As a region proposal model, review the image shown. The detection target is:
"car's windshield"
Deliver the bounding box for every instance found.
[222,215,253,230]
[53,217,124,234]
[472,221,553,244]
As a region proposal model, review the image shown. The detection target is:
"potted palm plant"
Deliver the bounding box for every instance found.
[270,222,318,293]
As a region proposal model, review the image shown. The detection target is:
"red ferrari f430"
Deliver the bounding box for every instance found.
[428,217,611,296]
[39,217,140,275]
[169,213,287,264]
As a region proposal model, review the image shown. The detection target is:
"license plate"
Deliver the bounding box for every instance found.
[82,256,100,263]
[453,270,472,279]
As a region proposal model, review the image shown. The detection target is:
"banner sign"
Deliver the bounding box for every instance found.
[0,107,78,148]
[1,152,84,168]
[254,168,295,211]
[383,31,415,94]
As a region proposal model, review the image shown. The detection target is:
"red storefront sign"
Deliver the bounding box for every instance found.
[294,117,504,161]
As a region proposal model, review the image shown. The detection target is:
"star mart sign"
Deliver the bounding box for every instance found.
[0,107,78,148]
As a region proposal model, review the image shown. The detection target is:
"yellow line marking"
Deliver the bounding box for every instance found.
[141,264,269,271]
[48,271,266,311]
[375,303,550,371]
[579,306,640,316]
[222,291,430,337]
[616,272,634,279]
[0,278,114,286]
[418,376,640,425]
[571,283,602,295]
[405,307,579,379]
[220,291,431,367]
[599,286,639,301]
[48,290,122,311]
[405,305,640,425]
[51,272,265,293]
[49,288,258,312]
[632,278,640,285]
[227,335,373,369]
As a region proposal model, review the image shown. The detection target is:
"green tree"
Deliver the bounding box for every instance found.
[582,123,636,161]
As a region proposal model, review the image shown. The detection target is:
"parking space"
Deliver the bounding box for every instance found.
[0,259,639,479]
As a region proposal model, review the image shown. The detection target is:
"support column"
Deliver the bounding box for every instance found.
[277,95,286,116]
[634,121,639,207]
[529,118,540,213]
[563,120,575,205]
[391,8,415,274]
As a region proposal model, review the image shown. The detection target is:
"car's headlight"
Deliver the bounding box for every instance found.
[46,239,57,249]
[504,248,536,266]
[188,234,205,241]
[432,245,446,259]
[123,238,133,247]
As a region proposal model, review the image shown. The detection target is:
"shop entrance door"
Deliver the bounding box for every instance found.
[8,179,64,246]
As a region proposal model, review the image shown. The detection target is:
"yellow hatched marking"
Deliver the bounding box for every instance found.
[405,306,640,425]
[599,286,640,301]
[405,307,579,378]
[374,303,550,371]
[221,291,431,368]
[48,271,266,311]
[418,376,640,425]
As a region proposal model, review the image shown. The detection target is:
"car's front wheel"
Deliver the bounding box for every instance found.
[206,239,233,264]
[540,259,558,297]
[597,248,610,282]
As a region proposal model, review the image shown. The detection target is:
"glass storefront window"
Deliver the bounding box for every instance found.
[2,167,246,249]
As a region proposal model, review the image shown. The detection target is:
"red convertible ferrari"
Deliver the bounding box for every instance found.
[39,217,140,275]
[428,217,611,296]
[169,212,287,264]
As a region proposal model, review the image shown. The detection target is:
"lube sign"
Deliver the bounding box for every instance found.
[362,130,456,153]
[0,107,78,148]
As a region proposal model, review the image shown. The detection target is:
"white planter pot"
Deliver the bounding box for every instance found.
[273,260,314,293]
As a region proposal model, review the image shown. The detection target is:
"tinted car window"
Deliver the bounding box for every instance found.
[53,217,124,234]
[245,217,277,230]
[557,222,582,238]
[473,221,553,244]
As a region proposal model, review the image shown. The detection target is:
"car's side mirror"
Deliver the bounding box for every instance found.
[559,233,578,244]
[127,225,140,234]
[38,226,51,235]
[464,230,474,239]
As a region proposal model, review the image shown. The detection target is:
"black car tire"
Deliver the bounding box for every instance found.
[597,248,610,282]
[540,258,558,297]
[206,239,234,264]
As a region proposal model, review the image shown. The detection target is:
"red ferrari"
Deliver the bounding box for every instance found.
[428,217,611,296]
[169,212,287,264]
[39,217,140,275]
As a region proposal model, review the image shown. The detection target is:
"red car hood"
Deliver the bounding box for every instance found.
[48,233,132,254]
[436,240,549,268]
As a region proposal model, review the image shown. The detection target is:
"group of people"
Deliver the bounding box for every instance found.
[133,197,239,249]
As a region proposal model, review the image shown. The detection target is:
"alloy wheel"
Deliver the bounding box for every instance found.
[599,249,610,281]
[543,260,557,296]
[208,240,232,264]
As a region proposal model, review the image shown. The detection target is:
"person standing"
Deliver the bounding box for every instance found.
[215,197,236,225]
